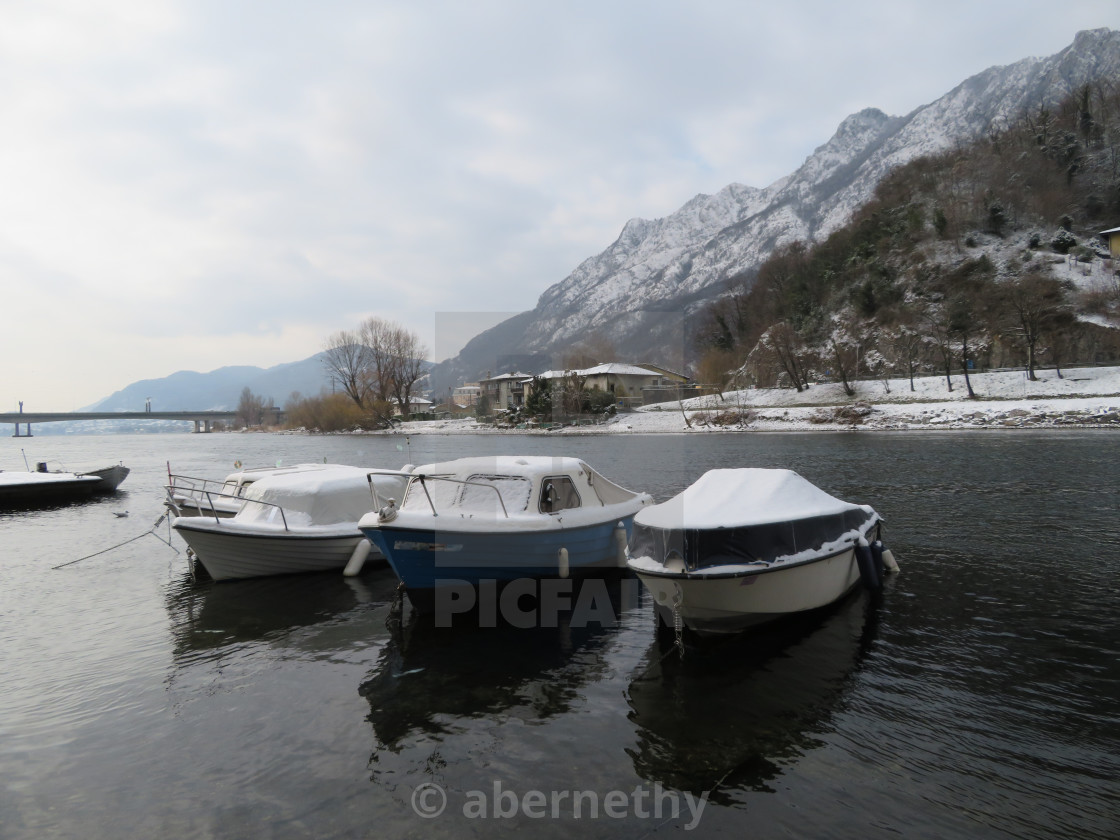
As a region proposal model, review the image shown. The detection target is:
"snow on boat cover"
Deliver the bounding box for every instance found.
[629,468,878,573]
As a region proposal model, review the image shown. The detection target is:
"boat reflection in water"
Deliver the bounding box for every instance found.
[359,576,639,750]
[626,588,880,804]
[164,568,403,660]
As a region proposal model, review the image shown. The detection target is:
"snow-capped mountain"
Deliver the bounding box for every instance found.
[433,28,1120,390]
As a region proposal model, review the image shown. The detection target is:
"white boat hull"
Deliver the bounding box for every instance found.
[633,547,863,636]
[79,464,130,492]
[172,520,382,581]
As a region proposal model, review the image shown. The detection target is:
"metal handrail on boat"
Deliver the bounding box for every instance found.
[362,469,416,512]
[164,482,240,517]
[164,485,291,530]
[367,472,511,519]
[167,473,250,502]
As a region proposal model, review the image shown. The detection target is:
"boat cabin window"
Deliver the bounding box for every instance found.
[539,476,581,513]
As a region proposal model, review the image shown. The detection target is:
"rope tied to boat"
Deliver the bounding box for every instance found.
[52,513,178,570]
[672,585,685,660]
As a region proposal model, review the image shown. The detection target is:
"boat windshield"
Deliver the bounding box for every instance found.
[400,473,532,516]
[631,508,875,569]
[459,474,532,513]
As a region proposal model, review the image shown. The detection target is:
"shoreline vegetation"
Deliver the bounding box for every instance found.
[278,365,1120,435]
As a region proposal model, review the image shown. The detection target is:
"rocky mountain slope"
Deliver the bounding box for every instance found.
[433,28,1120,391]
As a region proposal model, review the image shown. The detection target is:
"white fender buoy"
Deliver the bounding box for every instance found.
[558,547,569,579]
[614,522,628,566]
[882,547,899,573]
[343,540,372,577]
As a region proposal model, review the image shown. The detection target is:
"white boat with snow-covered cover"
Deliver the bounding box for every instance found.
[0,460,129,508]
[627,468,896,635]
[172,465,411,581]
[166,462,332,518]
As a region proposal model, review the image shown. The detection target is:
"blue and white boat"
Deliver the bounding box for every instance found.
[357,456,653,611]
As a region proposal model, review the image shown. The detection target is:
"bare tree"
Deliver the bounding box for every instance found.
[946,294,980,398]
[769,323,812,392]
[235,387,267,428]
[745,322,812,391]
[357,317,397,403]
[322,318,429,424]
[886,323,924,392]
[1043,309,1079,378]
[999,273,1067,381]
[322,330,374,407]
[383,324,429,419]
[921,300,956,393]
[826,317,865,397]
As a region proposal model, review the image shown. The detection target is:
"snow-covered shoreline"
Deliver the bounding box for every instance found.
[349,366,1120,435]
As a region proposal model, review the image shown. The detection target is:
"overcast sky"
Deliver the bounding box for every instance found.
[2,1,1117,411]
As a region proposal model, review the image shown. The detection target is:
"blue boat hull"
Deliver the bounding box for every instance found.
[360,517,636,608]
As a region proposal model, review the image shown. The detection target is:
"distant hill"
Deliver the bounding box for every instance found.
[86,353,333,413]
[26,354,333,434]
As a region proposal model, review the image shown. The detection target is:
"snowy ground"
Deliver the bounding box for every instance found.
[378,365,1120,435]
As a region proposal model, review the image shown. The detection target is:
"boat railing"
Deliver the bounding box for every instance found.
[362,469,417,512]
[164,483,218,517]
[164,485,291,530]
[167,473,243,502]
[369,472,510,518]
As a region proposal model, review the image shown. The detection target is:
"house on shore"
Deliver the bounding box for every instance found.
[471,362,703,413]
[1100,226,1120,261]
[451,383,480,408]
[392,395,434,417]
[578,363,688,408]
[479,372,532,410]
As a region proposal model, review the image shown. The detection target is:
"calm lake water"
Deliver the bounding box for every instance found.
[1,431,1117,839]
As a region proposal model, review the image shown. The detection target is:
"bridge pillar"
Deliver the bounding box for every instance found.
[12,423,32,437]
[194,420,200,433]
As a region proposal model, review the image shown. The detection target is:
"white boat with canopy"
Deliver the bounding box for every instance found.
[172,465,411,581]
[166,462,332,518]
[627,468,896,635]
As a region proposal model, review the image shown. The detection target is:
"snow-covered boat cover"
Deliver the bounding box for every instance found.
[630,468,878,570]
[0,471,99,487]
[635,468,866,529]
[235,465,409,528]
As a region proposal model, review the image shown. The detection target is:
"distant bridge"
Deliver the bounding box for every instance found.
[1,410,251,436]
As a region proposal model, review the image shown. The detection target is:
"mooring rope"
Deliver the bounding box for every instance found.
[52,513,176,570]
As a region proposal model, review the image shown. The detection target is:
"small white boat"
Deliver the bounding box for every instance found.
[358,456,653,612]
[172,465,411,581]
[0,469,101,507]
[0,461,130,508]
[166,463,331,518]
[627,469,896,636]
